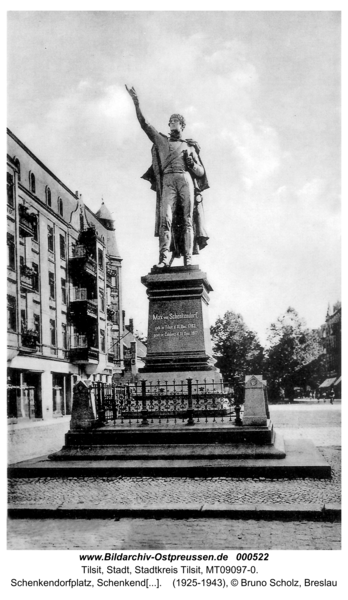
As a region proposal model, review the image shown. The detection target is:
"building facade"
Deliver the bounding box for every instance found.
[7,128,123,422]
[318,302,341,397]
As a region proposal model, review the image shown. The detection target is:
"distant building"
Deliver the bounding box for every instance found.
[318,302,341,397]
[7,128,123,422]
[122,317,147,380]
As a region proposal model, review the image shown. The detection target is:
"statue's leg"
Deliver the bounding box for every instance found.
[158,176,175,266]
[179,173,194,266]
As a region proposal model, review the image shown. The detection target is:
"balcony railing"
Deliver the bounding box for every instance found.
[69,247,97,276]
[72,288,98,302]
[21,329,39,352]
[69,293,98,320]
[70,337,99,364]
[20,264,35,292]
[71,245,88,258]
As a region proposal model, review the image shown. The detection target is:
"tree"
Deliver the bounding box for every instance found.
[210,311,264,385]
[264,307,323,400]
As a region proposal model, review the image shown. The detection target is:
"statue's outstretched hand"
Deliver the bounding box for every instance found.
[125,85,139,105]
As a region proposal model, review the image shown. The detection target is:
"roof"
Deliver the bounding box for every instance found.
[96,202,113,222]
[122,330,147,358]
[85,205,121,259]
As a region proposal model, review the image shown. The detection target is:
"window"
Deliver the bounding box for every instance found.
[59,234,66,260]
[7,233,15,270]
[99,289,105,312]
[7,295,16,330]
[98,248,104,270]
[62,323,67,349]
[46,186,51,207]
[49,271,55,299]
[21,309,26,332]
[32,262,39,291]
[50,319,56,346]
[34,314,41,343]
[112,269,119,290]
[61,278,67,304]
[30,172,36,194]
[58,197,64,217]
[100,329,105,352]
[47,224,54,252]
[32,215,38,242]
[80,214,84,231]
[7,173,14,207]
[13,157,21,181]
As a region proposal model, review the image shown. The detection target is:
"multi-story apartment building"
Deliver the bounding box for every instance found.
[7,128,123,422]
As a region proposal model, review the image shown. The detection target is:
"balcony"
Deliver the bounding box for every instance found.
[70,335,99,364]
[107,307,115,322]
[20,264,36,292]
[70,288,98,323]
[69,246,97,277]
[21,329,39,352]
[106,265,116,286]
[19,205,36,237]
[107,307,119,327]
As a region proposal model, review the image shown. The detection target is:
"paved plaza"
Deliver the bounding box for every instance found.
[8,518,341,550]
[8,404,341,550]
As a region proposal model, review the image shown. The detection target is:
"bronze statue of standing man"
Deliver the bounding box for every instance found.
[126,85,209,268]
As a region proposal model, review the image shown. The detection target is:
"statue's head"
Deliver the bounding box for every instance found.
[168,114,186,134]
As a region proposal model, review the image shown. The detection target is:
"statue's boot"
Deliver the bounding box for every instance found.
[156,250,171,268]
[183,228,193,267]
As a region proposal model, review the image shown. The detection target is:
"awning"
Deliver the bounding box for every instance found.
[319,377,336,389]
[334,376,341,386]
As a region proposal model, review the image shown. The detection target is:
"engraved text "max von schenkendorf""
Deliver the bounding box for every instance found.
[152,312,198,320]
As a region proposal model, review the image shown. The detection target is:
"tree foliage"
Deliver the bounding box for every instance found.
[210,311,264,384]
[264,307,323,399]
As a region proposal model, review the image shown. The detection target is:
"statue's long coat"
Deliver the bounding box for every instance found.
[141,137,210,258]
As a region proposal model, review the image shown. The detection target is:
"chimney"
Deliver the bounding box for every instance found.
[128,319,134,334]
[122,310,126,329]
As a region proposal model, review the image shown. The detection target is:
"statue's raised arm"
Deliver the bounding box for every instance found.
[125,86,209,269]
[125,85,139,107]
[125,84,160,143]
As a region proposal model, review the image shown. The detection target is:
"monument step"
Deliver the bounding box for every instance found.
[49,433,286,461]
[10,439,331,479]
[63,421,275,447]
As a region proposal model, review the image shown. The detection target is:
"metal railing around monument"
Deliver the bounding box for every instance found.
[92,378,244,427]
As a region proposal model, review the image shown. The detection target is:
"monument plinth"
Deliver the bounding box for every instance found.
[139,265,221,383]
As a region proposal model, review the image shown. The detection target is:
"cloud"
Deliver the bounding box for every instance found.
[97,85,132,121]
[221,118,281,189]
[296,178,340,232]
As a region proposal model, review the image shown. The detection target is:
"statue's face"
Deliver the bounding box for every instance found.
[169,117,183,134]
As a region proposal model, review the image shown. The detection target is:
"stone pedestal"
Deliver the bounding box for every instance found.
[70,380,97,430]
[140,265,221,383]
[243,375,269,426]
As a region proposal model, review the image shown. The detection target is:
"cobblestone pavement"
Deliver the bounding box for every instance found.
[7,518,341,550]
[8,446,341,507]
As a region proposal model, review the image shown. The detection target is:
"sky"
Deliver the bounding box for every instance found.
[7,11,341,345]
